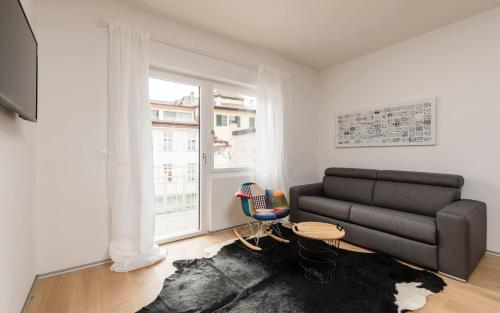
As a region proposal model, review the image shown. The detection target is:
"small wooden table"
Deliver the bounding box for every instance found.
[292,221,345,284]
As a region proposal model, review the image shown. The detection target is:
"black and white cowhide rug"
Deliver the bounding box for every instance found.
[138,227,445,313]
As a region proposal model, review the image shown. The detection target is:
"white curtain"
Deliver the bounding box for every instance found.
[107,22,165,272]
[255,66,291,192]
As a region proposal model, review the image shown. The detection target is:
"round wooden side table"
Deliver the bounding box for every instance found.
[292,221,345,284]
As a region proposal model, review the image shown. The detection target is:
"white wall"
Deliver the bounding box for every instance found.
[318,7,500,252]
[0,1,37,311]
[35,0,319,274]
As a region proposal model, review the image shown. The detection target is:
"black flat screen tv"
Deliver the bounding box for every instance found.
[0,0,38,122]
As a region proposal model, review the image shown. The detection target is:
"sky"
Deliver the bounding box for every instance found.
[149,78,199,102]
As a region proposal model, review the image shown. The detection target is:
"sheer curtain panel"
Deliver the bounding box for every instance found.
[107,21,165,272]
[255,66,291,192]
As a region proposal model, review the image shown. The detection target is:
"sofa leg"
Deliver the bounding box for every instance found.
[438,271,467,283]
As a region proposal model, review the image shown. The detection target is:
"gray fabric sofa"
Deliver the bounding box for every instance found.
[289,167,487,281]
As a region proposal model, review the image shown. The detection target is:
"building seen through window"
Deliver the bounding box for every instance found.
[213,88,256,169]
[150,78,201,238]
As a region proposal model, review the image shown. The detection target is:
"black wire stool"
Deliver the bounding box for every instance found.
[292,222,344,285]
[297,239,340,284]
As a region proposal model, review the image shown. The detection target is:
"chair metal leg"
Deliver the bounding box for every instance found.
[234,228,262,251]
[234,218,264,251]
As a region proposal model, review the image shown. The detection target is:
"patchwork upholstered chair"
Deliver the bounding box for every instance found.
[234,182,290,251]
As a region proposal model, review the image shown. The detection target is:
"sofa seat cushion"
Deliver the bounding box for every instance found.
[298,196,353,221]
[350,204,436,245]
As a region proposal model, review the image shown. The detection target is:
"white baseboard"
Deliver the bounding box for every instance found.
[37,258,112,279]
[485,250,500,257]
[21,276,37,313]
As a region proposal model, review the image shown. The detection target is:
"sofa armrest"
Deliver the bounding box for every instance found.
[289,183,323,222]
[436,199,487,280]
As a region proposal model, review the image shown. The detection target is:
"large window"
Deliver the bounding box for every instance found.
[213,88,256,169]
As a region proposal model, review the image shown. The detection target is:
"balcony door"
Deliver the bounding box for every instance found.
[149,71,209,243]
[149,70,257,241]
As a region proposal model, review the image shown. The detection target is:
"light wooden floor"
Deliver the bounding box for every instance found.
[25,229,500,313]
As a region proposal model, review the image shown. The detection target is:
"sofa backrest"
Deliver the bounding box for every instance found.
[372,170,463,216]
[323,168,464,216]
[323,168,377,205]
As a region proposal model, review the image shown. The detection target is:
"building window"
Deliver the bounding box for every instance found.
[229,116,241,127]
[216,114,228,126]
[186,163,197,182]
[178,112,193,121]
[162,131,173,151]
[162,111,193,122]
[151,109,159,120]
[249,117,255,128]
[163,111,177,121]
[187,132,197,151]
[163,164,173,182]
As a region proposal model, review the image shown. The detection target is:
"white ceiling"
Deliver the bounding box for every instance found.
[120,0,500,69]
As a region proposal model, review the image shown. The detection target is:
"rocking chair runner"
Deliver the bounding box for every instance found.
[234,182,290,251]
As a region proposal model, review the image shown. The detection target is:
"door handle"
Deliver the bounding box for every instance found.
[202,153,207,166]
